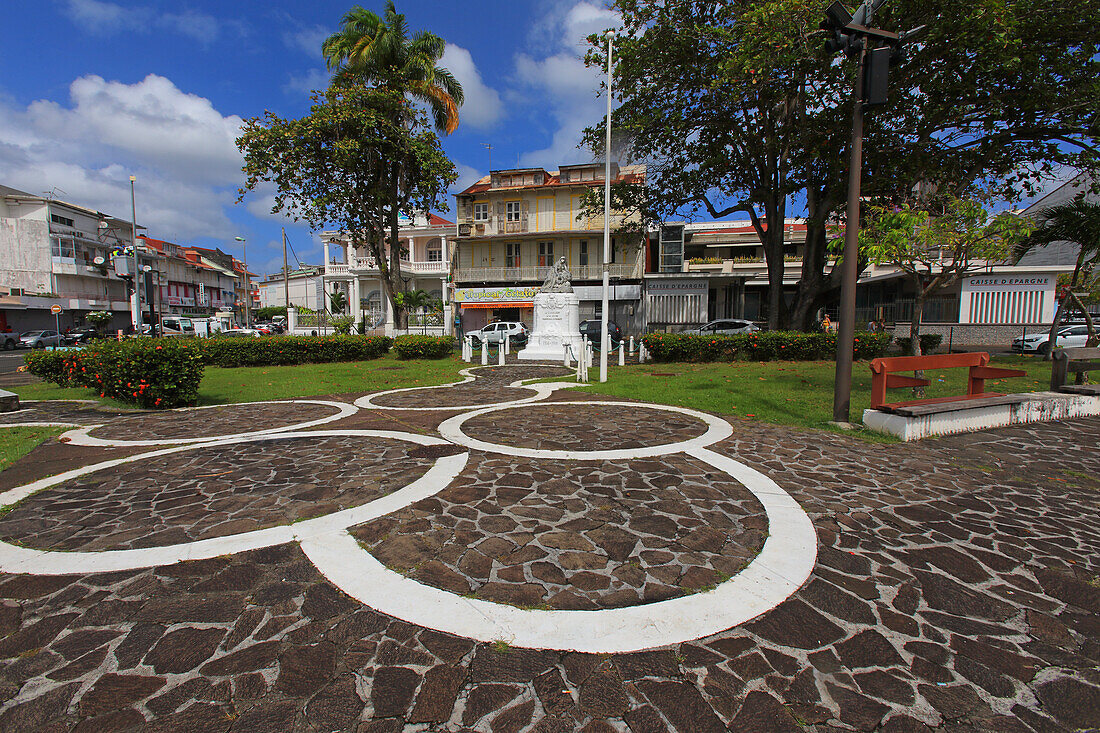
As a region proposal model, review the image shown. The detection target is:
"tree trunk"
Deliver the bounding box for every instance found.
[909,277,926,397]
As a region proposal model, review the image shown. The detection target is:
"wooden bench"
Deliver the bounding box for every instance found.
[1051,346,1100,395]
[869,352,1027,415]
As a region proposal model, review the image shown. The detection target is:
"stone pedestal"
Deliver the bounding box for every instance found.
[518,292,584,362]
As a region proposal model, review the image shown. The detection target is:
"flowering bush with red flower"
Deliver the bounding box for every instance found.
[26,339,205,408]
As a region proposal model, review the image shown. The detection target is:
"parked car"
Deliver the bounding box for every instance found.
[579,319,624,347]
[467,321,529,347]
[215,328,262,338]
[19,330,62,349]
[1,332,20,350]
[252,323,274,335]
[686,318,761,336]
[1012,324,1094,354]
[160,316,195,337]
[61,327,101,345]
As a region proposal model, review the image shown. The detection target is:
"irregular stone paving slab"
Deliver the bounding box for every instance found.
[349,453,766,609]
[85,401,344,441]
[367,364,572,409]
[0,400,133,426]
[0,436,437,552]
[0,403,1098,731]
[461,402,709,452]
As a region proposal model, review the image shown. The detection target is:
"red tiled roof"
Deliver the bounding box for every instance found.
[457,171,644,196]
[428,213,454,227]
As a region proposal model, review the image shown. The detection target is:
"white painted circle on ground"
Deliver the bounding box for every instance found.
[63,399,359,446]
[437,400,733,459]
[0,429,467,574]
[355,364,575,411]
[302,445,817,653]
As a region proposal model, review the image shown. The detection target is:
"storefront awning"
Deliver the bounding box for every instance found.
[461,301,534,309]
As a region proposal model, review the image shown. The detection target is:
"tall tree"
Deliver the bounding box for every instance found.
[322,2,464,327]
[860,196,1031,355]
[1012,197,1100,349]
[236,85,457,325]
[588,0,1100,330]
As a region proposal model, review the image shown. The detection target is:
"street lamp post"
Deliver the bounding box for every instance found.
[129,175,141,333]
[235,236,250,328]
[599,30,614,383]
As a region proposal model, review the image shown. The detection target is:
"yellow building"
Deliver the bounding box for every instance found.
[452,163,646,332]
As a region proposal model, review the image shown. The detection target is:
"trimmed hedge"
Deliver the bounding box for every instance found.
[641,330,892,362]
[25,339,204,408]
[894,334,944,354]
[392,335,455,360]
[202,334,392,367]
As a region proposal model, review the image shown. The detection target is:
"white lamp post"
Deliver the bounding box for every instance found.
[599,30,614,383]
[129,175,141,332]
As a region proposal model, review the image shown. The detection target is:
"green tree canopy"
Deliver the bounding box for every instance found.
[236,84,456,325]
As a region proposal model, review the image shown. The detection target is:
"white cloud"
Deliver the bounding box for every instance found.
[65,0,222,43]
[441,45,504,131]
[0,74,247,240]
[284,25,332,58]
[451,163,485,195]
[513,2,620,168]
[283,68,332,97]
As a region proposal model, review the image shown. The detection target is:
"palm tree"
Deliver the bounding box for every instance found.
[1013,197,1100,351]
[322,2,463,328]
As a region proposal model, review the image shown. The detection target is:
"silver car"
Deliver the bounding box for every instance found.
[1012,324,1094,355]
[686,319,761,336]
[19,330,62,349]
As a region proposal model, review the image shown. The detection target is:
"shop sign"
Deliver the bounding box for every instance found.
[647,279,708,295]
[454,286,539,304]
[963,275,1053,291]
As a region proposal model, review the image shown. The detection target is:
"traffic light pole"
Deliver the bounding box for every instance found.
[832,44,867,424]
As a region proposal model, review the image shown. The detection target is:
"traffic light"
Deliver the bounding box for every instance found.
[821,1,855,56]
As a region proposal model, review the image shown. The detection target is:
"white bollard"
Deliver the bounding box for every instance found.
[481,341,488,365]
[587,339,594,368]
[563,344,571,368]
[498,341,505,366]
[618,342,625,366]
[629,336,635,354]
[504,334,510,355]
[639,342,648,363]
[463,336,470,362]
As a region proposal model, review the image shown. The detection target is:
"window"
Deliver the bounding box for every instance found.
[51,213,74,227]
[579,240,588,267]
[399,240,410,261]
[427,239,443,262]
[473,202,489,221]
[506,201,522,222]
[538,242,554,267]
[506,243,521,269]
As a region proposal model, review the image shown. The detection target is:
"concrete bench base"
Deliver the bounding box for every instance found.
[0,389,19,413]
[862,391,1100,441]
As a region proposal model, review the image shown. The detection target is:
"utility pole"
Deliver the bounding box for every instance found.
[235,236,250,327]
[129,175,141,333]
[822,0,907,423]
[599,30,614,383]
[283,227,290,314]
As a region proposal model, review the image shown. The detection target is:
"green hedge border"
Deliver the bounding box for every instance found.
[641,331,892,362]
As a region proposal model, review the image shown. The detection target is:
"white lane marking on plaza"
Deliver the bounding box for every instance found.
[0,422,83,429]
[354,363,574,411]
[301,445,817,653]
[0,430,467,574]
[62,400,358,446]
[437,401,734,460]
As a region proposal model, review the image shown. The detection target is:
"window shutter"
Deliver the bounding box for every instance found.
[495,202,505,222]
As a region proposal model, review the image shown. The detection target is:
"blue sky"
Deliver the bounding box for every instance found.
[1,0,620,276]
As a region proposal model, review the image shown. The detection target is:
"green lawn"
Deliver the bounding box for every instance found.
[0,426,67,472]
[571,354,1051,437]
[9,353,470,407]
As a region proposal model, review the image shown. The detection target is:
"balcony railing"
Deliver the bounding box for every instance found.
[454,261,641,283]
[326,258,447,277]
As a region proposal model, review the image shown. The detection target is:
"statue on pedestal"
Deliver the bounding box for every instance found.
[540,257,573,293]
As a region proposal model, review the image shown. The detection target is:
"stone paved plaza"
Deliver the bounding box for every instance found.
[0,363,1097,732]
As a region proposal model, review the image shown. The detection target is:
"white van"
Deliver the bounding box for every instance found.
[160,316,195,337]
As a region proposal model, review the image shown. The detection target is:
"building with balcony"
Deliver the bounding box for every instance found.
[452,163,647,333]
[138,237,241,320]
[0,183,142,333]
[320,212,454,333]
[257,266,325,311]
